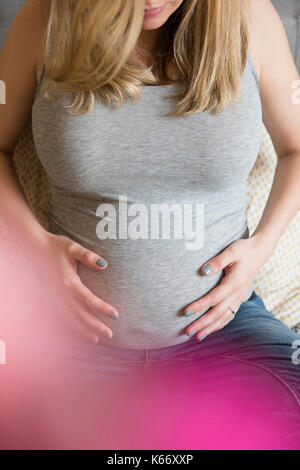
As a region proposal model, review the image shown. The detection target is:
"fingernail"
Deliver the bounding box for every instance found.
[203,264,213,274]
[102,330,113,339]
[188,330,197,337]
[199,334,207,342]
[185,309,194,317]
[108,311,119,320]
[96,258,107,268]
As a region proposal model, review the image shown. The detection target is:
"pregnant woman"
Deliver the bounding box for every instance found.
[1,0,300,447]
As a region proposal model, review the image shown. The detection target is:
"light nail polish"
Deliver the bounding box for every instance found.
[96,258,107,268]
[199,334,207,342]
[185,309,194,317]
[108,312,119,320]
[188,330,197,337]
[102,330,113,339]
[203,264,213,274]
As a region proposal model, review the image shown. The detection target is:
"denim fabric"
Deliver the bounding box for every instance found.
[6,290,300,449]
[42,291,300,398]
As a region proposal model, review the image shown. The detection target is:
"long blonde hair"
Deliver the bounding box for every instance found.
[41,0,250,117]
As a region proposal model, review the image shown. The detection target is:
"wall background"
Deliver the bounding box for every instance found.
[0,0,25,46]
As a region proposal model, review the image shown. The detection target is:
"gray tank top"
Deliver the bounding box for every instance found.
[32,53,262,349]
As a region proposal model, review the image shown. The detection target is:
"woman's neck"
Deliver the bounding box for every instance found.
[138,28,163,59]
[137,29,182,85]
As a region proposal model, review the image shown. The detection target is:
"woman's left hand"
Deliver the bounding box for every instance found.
[184,235,273,341]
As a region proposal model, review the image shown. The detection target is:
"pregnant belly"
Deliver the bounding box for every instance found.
[49,220,253,349]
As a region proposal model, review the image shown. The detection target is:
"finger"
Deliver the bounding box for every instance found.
[184,273,240,314]
[186,306,224,338]
[68,277,119,320]
[201,245,236,276]
[186,293,241,338]
[75,305,113,340]
[62,308,101,344]
[68,242,108,270]
[58,291,113,342]
[194,311,233,341]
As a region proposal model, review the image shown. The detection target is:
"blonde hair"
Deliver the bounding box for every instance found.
[41,0,250,117]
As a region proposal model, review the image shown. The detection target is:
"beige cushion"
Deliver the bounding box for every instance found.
[12,118,49,230]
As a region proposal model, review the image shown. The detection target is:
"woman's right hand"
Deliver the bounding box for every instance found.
[0,0,118,345]
[35,231,118,344]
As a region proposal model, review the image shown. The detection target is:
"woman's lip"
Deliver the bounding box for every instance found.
[144,3,166,18]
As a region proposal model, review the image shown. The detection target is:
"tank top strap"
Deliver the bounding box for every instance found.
[247,51,260,92]
[34,64,46,99]
[38,64,46,88]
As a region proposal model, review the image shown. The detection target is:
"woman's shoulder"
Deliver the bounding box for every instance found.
[3,0,48,85]
[245,0,300,159]
[0,0,49,155]
[245,0,291,85]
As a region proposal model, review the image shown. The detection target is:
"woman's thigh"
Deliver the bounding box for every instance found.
[151,291,300,398]
[206,290,300,402]
[140,292,300,448]
[155,292,300,380]
[6,291,300,449]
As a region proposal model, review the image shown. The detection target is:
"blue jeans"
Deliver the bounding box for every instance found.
[7,290,300,449]
[41,290,300,390]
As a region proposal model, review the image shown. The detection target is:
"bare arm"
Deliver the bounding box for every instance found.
[0,0,118,343]
[0,0,48,247]
[185,0,300,339]
[248,0,300,249]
